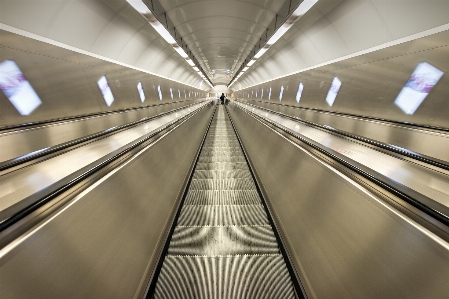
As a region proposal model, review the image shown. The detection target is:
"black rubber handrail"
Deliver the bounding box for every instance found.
[0,99,204,132]
[237,101,449,172]
[0,102,205,173]
[0,101,213,233]
[240,99,449,133]
[236,103,449,228]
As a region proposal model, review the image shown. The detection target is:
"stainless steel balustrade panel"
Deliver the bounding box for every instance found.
[228,104,449,299]
[153,106,296,299]
[239,102,449,209]
[245,95,449,162]
[0,103,206,213]
[0,103,214,299]
[0,101,200,163]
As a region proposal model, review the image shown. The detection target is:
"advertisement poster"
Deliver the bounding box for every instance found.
[97,76,114,106]
[296,83,304,103]
[395,62,444,115]
[326,77,342,106]
[137,82,145,102]
[0,60,42,115]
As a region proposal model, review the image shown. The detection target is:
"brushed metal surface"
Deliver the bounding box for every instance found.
[0,101,214,299]
[0,29,207,128]
[234,29,449,129]
[236,102,449,210]
[247,100,449,163]
[0,100,201,163]
[0,102,206,213]
[228,104,449,299]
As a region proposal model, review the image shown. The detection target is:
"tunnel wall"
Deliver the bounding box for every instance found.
[234,29,449,128]
[232,0,449,128]
[0,30,206,127]
[0,0,205,88]
[235,0,449,88]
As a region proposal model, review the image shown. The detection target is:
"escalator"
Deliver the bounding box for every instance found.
[152,105,298,298]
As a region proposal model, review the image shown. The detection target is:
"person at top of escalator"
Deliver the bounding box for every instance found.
[220,93,225,105]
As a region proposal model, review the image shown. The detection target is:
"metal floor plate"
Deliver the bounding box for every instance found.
[153,106,296,298]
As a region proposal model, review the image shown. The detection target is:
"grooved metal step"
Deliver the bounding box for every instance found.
[192,170,253,180]
[177,205,269,226]
[189,178,256,191]
[184,190,262,205]
[167,226,280,256]
[154,255,296,299]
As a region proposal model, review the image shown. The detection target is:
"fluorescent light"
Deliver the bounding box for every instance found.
[267,23,292,45]
[127,0,151,15]
[127,0,177,47]
[292,0,318,17]
[173,46,188,58]
[254,47,269,59]
[186,59,195,66]
[242,67,249,72]
[230,0,318,89]
[151,22,176,44]
[193,67,199,71]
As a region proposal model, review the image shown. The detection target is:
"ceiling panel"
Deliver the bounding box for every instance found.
[154,0,292,85]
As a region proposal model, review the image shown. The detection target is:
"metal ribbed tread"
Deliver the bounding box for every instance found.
[155,255,295,299]
[153,106,296,299]
[178,205,269,226]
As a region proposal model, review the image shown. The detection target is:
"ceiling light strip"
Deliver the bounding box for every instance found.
[127,0,213,87]
[229,0,318,88]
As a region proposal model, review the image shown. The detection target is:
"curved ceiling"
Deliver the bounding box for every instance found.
[153,0,293,85]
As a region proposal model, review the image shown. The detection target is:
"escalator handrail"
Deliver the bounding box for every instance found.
[236,103,449,228]
[0,99,204,132]
[0,101,213,233]
[0,101,206,173]
[237,100,449,172]
[241,99,449,133]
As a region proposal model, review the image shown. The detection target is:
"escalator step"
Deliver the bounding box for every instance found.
[177,205,269,226]
[189,178,256,191]
[195,162,249,170]
[167,225,279,256]
[154,255,296,299]
[184,190,261,205]
[192,170,253,180]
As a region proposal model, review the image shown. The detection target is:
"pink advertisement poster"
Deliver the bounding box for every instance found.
[0,60,42,115]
